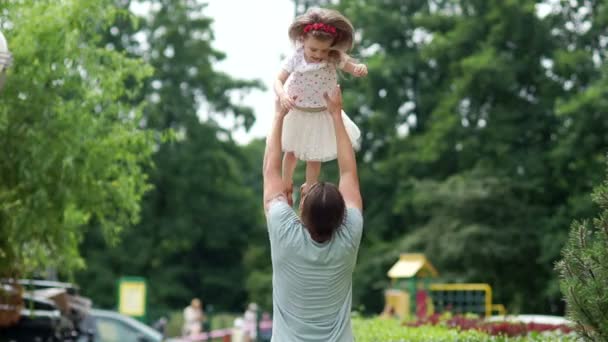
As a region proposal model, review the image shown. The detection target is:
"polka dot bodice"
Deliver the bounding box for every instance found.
[282,48,344,108]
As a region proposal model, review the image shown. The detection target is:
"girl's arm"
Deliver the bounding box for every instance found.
[342,60,368,77]
[274,69,290,97]
[274,69,296,111]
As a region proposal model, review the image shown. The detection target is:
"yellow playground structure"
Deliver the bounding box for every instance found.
[382,253,507,321]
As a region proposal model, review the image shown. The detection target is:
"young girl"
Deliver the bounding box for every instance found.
[275,7,367,200]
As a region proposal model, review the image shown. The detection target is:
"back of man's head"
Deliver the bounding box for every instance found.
[301,182,346,242]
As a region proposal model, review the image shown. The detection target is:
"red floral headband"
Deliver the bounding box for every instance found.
[303,23,337,37]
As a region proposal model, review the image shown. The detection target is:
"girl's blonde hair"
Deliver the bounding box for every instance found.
[288,7,355,63]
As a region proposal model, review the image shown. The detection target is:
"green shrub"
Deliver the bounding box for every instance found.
[556,161,608,341]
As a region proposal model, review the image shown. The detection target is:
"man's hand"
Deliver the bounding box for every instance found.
[323,85,342,119]
[278,93,296,113]
[275,95,287,116]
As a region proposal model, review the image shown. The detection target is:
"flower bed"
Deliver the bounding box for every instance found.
[352,315,578,341]
[408,313,574,337]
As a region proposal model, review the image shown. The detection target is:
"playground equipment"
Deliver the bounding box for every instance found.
[382,254,506,321]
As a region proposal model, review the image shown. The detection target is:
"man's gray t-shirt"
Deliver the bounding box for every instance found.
[266,200,363,342]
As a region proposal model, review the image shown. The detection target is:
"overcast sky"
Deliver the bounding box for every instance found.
[205,0,296,144]
[131,0,295,144]
[131,1,560,144]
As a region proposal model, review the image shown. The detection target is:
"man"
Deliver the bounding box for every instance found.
[262,85,363,341]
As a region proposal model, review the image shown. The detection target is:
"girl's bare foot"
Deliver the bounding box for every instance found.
[300,183,311,198]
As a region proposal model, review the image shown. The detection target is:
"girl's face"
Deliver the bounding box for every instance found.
[302,35,333,63]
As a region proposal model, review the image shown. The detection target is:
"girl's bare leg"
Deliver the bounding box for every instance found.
[282,152,297,205]
[304,161,321,192]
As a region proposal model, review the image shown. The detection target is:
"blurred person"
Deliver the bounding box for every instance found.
[243,302,258,341]
[182,298,205,336]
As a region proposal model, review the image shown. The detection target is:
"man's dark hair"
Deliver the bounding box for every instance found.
[301,182,346,242]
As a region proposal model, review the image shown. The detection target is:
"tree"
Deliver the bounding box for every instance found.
[540,1,608,299]
[0,0,154,278]
[75,0,264,314]
[301,0,608,314]
[556,158,608,341]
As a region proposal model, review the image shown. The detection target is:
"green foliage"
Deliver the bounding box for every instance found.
[52,0,608,321]
[556,161,608,341]
[292,0,608,315]
[0,0,155,277]
[74,0,264,315]
[164,311,185,338]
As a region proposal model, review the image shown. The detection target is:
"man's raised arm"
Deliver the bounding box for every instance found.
[323,86,362,210]
[263,98,290,211]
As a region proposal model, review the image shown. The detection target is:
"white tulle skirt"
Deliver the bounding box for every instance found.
[282,108,361,162]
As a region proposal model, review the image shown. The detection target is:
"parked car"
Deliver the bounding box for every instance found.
[0,279,162,342]
[80,309,162,342]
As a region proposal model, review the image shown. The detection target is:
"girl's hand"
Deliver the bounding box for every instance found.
[279,93,296,112]
[353,64,368,77]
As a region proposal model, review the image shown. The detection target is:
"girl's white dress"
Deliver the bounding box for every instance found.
[281,48,361,162]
